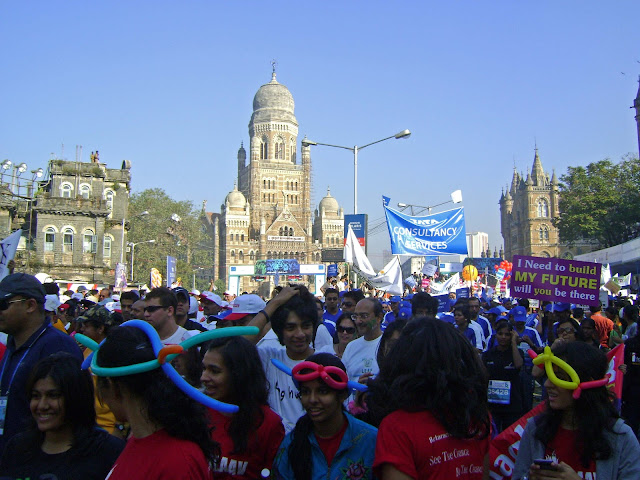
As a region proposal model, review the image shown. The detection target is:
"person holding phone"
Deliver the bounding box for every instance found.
[513,342,640,480]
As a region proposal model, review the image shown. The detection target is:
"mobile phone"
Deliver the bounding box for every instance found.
[534,459,558,471]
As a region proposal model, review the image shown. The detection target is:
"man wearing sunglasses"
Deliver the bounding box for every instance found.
[0,273,83,455]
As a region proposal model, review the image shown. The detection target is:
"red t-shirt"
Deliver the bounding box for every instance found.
[105,428,211,480]
[544,427,596,478]
[315,418,348,466]
[374,410,488,480]
[208,404,285,479]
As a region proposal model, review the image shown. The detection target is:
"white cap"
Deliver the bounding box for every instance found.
[44,294,61,312]
[225,294,266,321]
[200,291,225,306]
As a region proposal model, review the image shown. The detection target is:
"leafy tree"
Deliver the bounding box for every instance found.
[127,189,214,287]
[554,155,640,248]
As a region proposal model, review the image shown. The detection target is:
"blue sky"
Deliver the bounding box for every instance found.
[1,1,639,267]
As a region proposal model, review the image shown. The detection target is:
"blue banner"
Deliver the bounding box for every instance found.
[384,205,468,256]
[344,214,367,247]
[166,256,177,287]
[327,264,338,278]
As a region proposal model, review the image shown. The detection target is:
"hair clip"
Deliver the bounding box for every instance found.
[271,358,367,392]
[76,320,259,414]
[528,346,610,399]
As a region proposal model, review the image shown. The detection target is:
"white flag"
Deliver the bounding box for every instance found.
[368,256,403,294]
[600,263,611,286]
[344,225,375,276]
[0,230,22,281]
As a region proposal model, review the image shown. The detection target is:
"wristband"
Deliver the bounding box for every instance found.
[259,309,270,323]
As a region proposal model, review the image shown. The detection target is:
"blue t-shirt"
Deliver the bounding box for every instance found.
[0,322,82,454]
[322,309,342,337]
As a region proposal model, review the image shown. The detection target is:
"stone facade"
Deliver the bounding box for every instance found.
[205,72,344,292]
[499,149,590,261]
[1,159,131,282]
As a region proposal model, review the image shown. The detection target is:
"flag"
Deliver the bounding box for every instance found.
[430,273,460,294]
[0,230,22,282]
[601,263,611,286]
[382,195,391,207]
[489,402,547,479]
[367,256,404,294]
[344,225,375,276]
[114,263,127,289]
[606,344,624,400]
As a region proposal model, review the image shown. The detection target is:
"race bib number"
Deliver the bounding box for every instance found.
[488,380,511,405]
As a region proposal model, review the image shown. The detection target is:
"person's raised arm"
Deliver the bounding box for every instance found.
[246,286,300,344]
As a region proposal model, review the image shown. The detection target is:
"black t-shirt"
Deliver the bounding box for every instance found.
[0,427,125,480]
[482,346,525,414]
[623,335,640,399]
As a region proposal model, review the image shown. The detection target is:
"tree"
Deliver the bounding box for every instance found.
[554,155,640,248]
[127,189,215,287]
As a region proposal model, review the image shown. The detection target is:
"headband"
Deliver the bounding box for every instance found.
[76,320,259,414]
[271,358,367,392]
[528,346,610,399]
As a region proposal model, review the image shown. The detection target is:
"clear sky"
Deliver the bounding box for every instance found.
[2,1,639,267]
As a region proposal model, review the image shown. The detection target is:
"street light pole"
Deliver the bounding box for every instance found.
[129,239,155,282]
[120,210,149,265]
[302,129,410,214]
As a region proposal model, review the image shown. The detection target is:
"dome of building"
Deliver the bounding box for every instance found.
[225,183,246,208]
[319,187,339,214]
[250,72,297,125]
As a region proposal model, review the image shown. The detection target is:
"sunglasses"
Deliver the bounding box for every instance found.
[0,298,27,311]
[144,305,167,313]
[557,327,576,335]
[337,326,356,334]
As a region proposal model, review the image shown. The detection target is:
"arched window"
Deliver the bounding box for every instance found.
[263,179,267,188]
[539,251,551,258]
[239,251,244,262]
[260,138,268,160]
[537,199,549,218]
[274,136,284,160]
[44,227,55,252]
[104,190,114,211]
[539,226,550,242]
[241,234,244,242]
[103,235,112,260]
[62,228,74,253]
[249,251,255,261]
[230,250,235,258]
[83,229,97,254]
[288,227,293,236]
[79,183,91,200]
[291,141,296,163]
[60,182,73,198]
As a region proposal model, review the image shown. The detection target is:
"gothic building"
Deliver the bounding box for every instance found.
[204,71,344,292]
[499,149,589,261]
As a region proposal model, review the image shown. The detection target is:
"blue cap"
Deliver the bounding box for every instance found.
[554,302,571,312]
[397,307,412,320]
[512,306,527,322]
[405,294,414,300]
[399,300,411,309]
[488,306,507,316]
[0,273,46,304]
[390,296,401,303]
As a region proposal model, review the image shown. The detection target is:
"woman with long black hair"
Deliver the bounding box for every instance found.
[95,325,219,479]
[514,342,640,479]
[0,352,124,479]
[370,317,490,479]
[272,353,377,480]
[201,336,284,479]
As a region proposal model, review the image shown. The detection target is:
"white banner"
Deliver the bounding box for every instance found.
[421,263,437,277]
[0,230,22,281]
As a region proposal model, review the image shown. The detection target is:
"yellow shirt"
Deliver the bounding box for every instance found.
[83,348,117,434]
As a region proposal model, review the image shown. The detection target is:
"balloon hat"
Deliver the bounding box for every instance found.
[528,346,610,399]
[76,319,259,414]
[271,358,368,392]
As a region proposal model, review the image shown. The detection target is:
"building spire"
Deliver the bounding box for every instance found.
[271,59,277,82]
[531,146,545,186]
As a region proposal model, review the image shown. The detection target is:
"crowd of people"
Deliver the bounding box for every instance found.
[0,270,638,479]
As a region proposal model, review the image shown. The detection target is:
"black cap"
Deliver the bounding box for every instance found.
[0,273,46,304]
[172,287,190,303]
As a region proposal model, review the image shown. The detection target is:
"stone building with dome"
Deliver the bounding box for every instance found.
[203,71,344,292]
[499,149,589,261]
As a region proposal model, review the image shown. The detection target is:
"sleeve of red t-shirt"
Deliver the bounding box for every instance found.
[373,412,418,479]
[260,406,286,473]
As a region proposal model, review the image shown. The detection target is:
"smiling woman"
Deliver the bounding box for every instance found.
[0,353,125,479]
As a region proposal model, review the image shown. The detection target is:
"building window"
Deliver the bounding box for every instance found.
[239,251,244,262]
[60,183,73,198]
[83,229,97,254]
[291,142,296,163]
[274,137,284,159]
[105,190,114,211]
[104,235,112,260]
[537,199,549,218]
[44,227,55,252]
[79,184,91,200]
[539,226,549,242]
[260,138,268,160]
[249,251,255,261]
[63,228,74,253]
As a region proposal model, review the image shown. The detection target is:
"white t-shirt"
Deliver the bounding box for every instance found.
[161,325,198,345]
[258,344,334,433]
[257,328,281,349]
[341,335,382,384]
[468,321,486,351]
[314,323,334,352]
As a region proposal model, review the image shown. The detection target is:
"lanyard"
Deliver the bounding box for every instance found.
[0,325,49,396]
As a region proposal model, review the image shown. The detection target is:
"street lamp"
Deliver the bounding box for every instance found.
[397,190,463,215]
[120,210,149,264]
[302,129,411,214]
[128,239,155,282]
